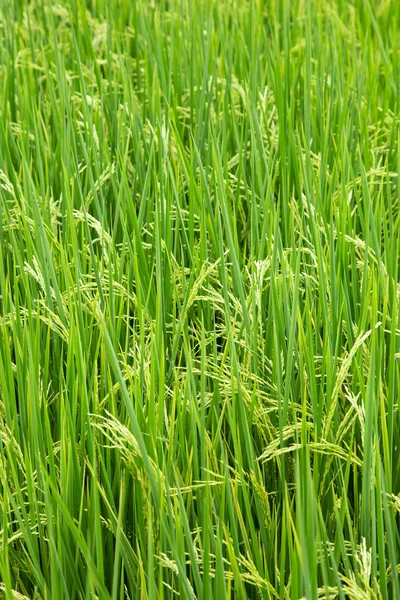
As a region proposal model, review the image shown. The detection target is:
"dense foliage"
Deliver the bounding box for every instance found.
[0,0,399,598]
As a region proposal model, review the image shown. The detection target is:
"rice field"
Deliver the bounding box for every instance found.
[0,0,399,598]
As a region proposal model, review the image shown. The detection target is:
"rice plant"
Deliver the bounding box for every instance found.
[0,0,399,598]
